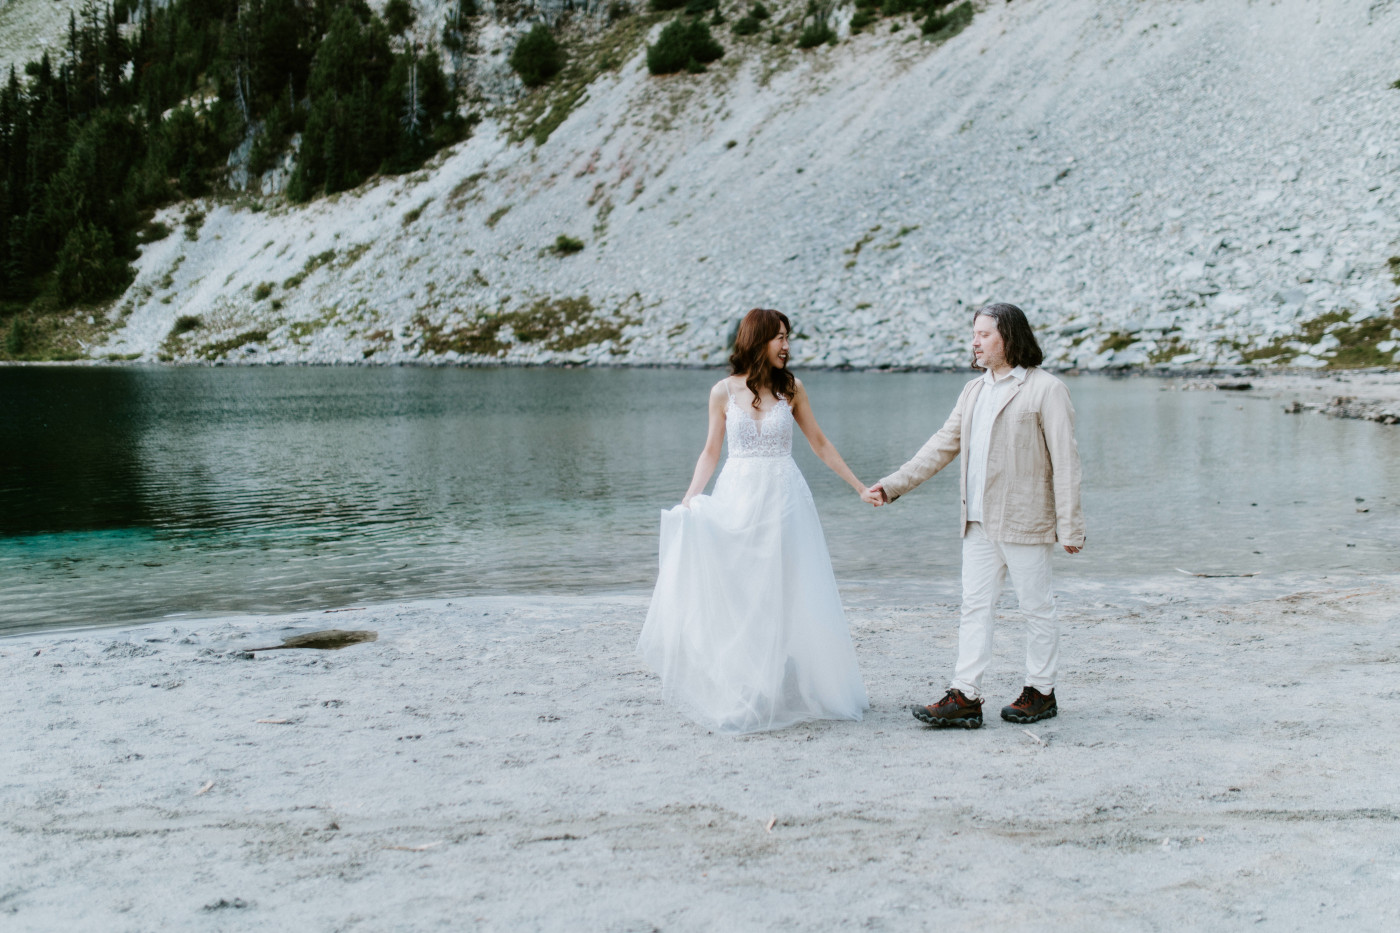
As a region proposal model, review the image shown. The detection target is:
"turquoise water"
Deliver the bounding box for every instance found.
[3,366,1399,635]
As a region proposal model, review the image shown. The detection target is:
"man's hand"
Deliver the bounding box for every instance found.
[1063,544,1083,554]
[861,484,889,507]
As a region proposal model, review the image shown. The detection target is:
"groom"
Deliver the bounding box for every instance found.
[863,303,1085,729]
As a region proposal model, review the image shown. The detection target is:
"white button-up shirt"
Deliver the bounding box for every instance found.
[965,365,1027,522]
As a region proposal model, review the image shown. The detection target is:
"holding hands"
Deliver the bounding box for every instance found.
[860,483,889,507]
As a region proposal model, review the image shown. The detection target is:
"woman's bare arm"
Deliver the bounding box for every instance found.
[790,379,867,495]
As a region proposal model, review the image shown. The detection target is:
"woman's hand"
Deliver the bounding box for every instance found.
[861,484,888,507]
[681,495,693,509]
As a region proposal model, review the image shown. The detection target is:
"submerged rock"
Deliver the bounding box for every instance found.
[250,629,378,652]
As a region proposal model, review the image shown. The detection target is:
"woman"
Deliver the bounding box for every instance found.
[638,308,871,733]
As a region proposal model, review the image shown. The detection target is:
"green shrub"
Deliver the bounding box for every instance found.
[750,2,770,18]
[850,9,876,30]
[552,235,585,255]
[608,1,633,20]
[136,221,172,244]
[733,15,760,34]
[684,0,717,14]
[510,25,564,87]
[384,0,415,35]
[647,19,725,75]
[796,0,836,48]
[884,0,943,14]
[650,0,688,10]
[172,314,203,334]
[923,0,972,38]
[796,20,835,48]
[54,224,131,307]
[253,282,274,301]
[4,317,33,357]
[247,100,300,180]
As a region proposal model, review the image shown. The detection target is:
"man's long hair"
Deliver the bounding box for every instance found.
[971,303,1044,370]
[728,308,796,409]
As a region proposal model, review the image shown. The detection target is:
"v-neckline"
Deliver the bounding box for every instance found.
[730,395,788,427]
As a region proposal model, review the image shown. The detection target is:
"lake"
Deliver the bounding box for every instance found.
[3,365,1398,635]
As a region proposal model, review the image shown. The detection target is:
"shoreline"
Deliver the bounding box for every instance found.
[8,360,1400,427]
[4,572,1398,930]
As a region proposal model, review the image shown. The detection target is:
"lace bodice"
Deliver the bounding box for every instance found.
[725,394,794,459]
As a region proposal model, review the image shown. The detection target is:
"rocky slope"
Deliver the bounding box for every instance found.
[59,0,1400,368]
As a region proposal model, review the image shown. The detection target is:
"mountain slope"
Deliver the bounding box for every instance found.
[87,0,1400,369]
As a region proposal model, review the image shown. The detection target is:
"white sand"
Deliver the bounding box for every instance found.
[3,572,1399,930]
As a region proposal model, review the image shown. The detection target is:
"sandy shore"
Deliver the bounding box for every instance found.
[3,572,1399,931]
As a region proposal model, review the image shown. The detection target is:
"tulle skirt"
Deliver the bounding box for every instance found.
[638,455,869,733]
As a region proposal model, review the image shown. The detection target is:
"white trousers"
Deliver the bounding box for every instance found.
[951,522,1060,700]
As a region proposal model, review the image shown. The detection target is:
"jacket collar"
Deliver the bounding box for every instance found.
[979,365,1027,387]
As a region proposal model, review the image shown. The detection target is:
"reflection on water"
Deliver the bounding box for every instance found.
[2,366,1398,634]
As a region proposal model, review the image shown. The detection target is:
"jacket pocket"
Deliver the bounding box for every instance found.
[1012,411,1041,450]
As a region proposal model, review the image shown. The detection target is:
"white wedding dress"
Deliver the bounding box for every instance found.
[638,386,869,733]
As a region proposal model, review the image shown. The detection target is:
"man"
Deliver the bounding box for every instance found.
[863,303,1085,729]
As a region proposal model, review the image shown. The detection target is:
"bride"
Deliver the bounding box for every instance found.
[638,308,871,733]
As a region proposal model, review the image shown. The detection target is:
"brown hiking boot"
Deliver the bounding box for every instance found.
[911,689,984,729]
[1000,686,1057,724]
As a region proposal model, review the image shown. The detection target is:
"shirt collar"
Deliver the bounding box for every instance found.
[980,365,1028,386]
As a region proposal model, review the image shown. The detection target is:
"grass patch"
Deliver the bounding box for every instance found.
[197,330,270,360]
[287,310,341,342]
[448,172,487,208]
[486,206,511,228]
[1147,333,1189,364]
[339,243,372,267]
[0,310,110,361]
[283,250,338,290]
[1239,310,1400,368]
[158,255,186,291]
[416,296,638,357]
[844,225,882,262]
[402,199,432,226]
[183,210,206,241]
[1099,331,1137,354]
[253,283,275,301]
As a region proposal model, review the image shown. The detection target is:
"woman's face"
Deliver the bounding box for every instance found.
[765,326,790,369]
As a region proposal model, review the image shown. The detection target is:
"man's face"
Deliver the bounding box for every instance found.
[972,315,1006,371]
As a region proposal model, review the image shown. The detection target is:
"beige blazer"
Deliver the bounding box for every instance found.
[878,367,1085,547]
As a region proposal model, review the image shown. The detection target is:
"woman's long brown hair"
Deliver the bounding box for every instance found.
[728,308,796,410]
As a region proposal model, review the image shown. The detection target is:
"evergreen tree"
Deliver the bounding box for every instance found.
[1,0,464,308]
